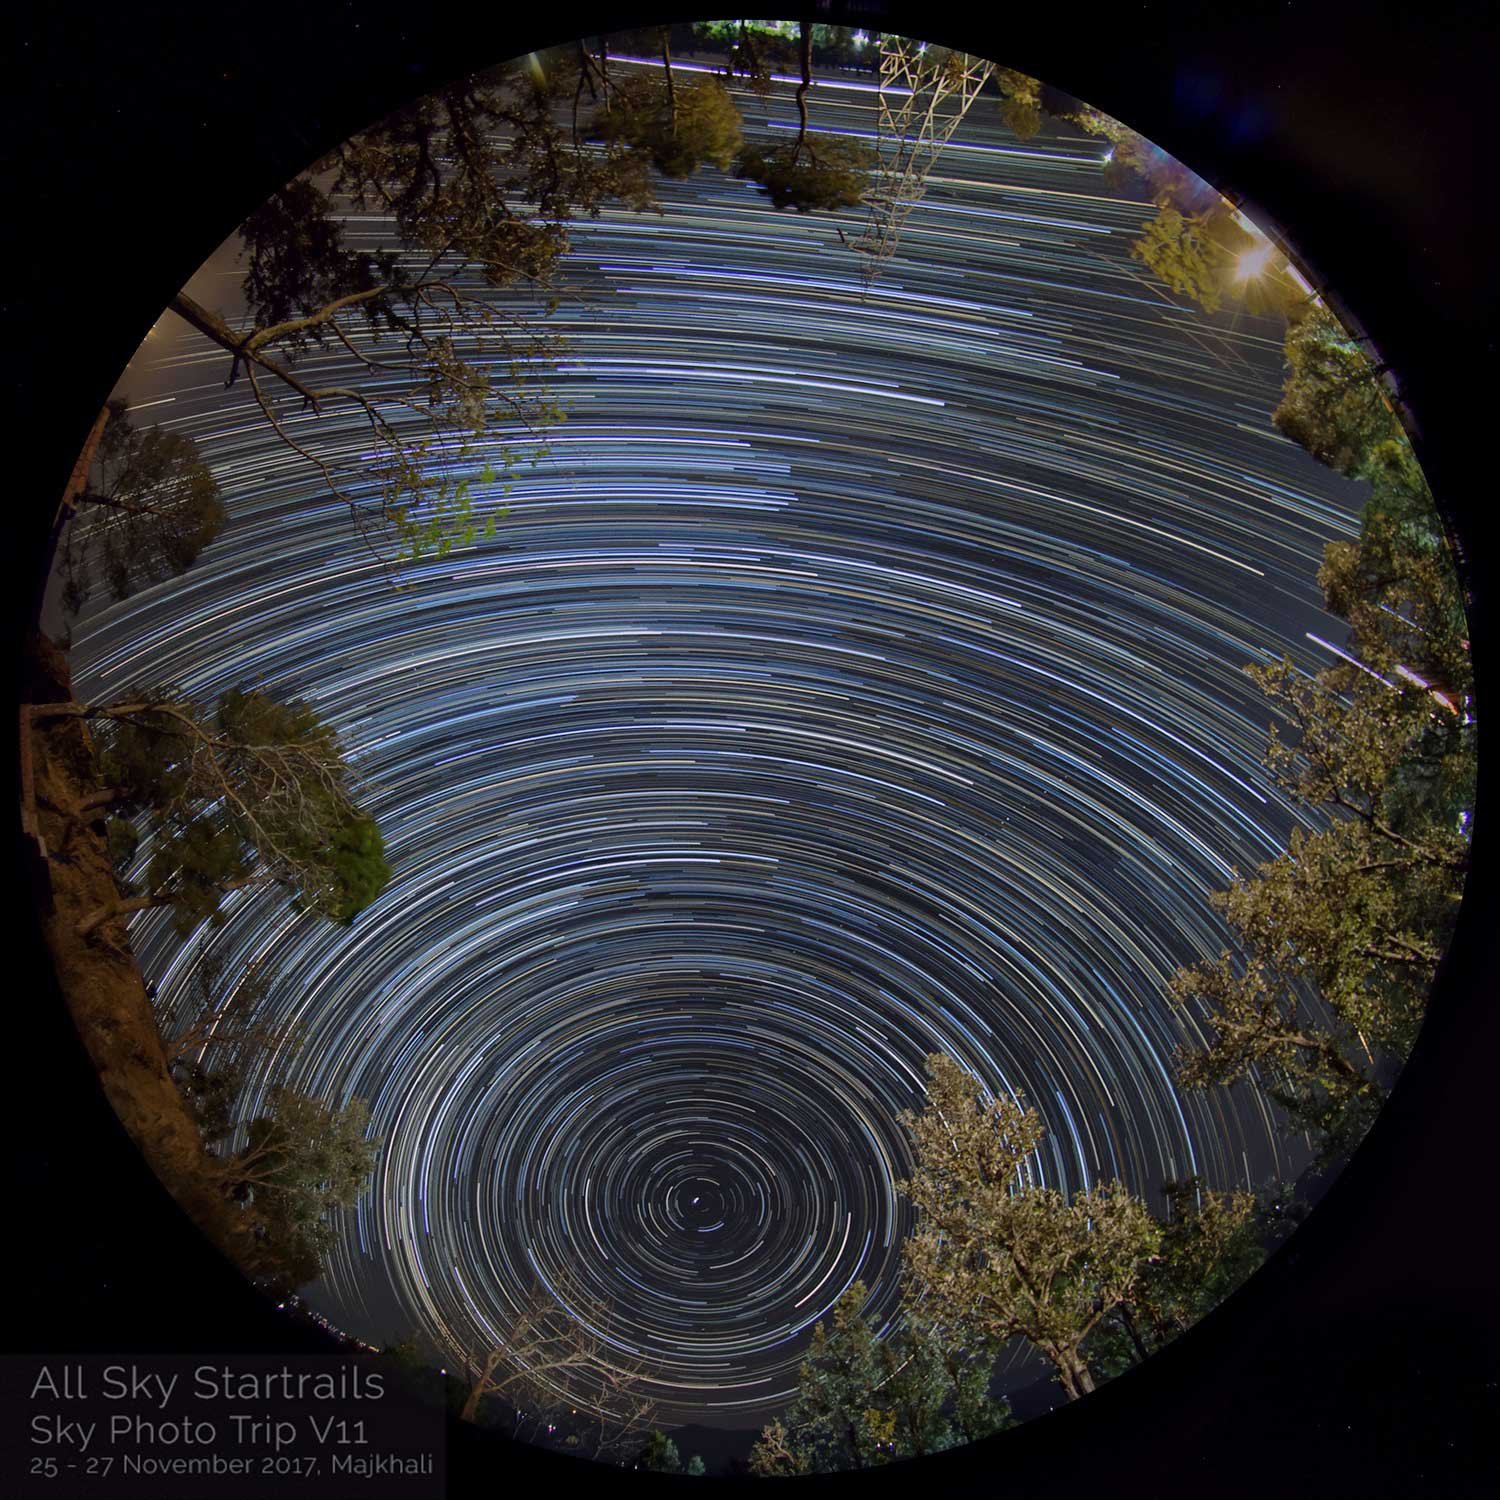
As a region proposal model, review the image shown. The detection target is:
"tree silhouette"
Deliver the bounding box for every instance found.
[456,1276,658,1462]
[735,20,875,212]
[225,1087,381,1293]
[28,686,389,937]
[58,399,225,614]
[159,954,302,1144]
[166,55,653,566]
[749,1281,1011,1473]
[1085,1177,1259,1378]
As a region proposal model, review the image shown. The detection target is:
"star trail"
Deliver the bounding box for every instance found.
[64,46,1369,1425]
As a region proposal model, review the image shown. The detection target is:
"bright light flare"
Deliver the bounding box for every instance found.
[1235,245,1273,281]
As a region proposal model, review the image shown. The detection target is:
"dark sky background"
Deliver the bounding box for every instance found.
[9,3,1497,1496]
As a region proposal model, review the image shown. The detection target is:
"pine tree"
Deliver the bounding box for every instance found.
[1171,655,1470,1161]
[747,1281,1012,1474]
[593,47,744,180]
[165,50,660,565]
[1130,204,1251,314]
[226,1089,381,1292]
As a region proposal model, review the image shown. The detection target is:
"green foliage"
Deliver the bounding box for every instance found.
[747,1419,810,1477]
[231,1088,380,1291]
[1273,304,1403,477]
[764,1284,886,1472]
[1054,94,1302,316]
[993,67,1043,140]
[1274,373,1474,1128]
[240,179,399,345]
[88,688,389,933]
[323,817,392,924]
[1085,1178,1261,1379]
[1170,655,1470,1161]
[160,953,302,1147]
[748,1281,1012,1474]
[61,400,226,613]
[638,1429,684,1472]
[596,75,744,178]
[332,80,563,285]
[875,1308,1012,1456]
[105,815,140,880]
[722,21,775,97]
[180,49,683,569]
[877,1057,1264,1422]
[1382,713,1476,843]
[145,814,257,934]
[1248,659,1435,815]
[1130,204,1250,313]
[692,21,876,75]
[734,137,875,212]
[899,1053,1161,1399]
[244,1091,377,1201]
[1318,439,1469,699]
[175,1058,245,1146]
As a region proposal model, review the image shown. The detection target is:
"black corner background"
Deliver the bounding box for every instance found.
[8,4,1497,1495]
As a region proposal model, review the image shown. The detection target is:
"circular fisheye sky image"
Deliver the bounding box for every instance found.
[22,16,1475,1478]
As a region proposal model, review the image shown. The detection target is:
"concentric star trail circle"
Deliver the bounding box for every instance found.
[65,50,1369,1422]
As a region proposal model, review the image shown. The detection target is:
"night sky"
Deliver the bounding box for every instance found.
[65,44,1374,1429]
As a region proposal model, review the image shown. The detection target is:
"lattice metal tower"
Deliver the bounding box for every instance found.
[852,39,993,295]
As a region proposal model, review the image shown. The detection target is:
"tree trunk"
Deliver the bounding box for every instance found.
[76,892,174,939]
[660,31,675,132]
[1052,1347,1096,1400]
[37,404,111,621]
[24,631,267,1277]
[53,405,109,534]
[794,21,813,161]
[1118,1302,1152,1365]
[74,786,125,815]
[460,1352,502,1423]
[168,293,323,407]
[169,291,251,365]
[84,492,192,521]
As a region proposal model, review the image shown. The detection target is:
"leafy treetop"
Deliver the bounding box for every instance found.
[734,19,875,212]
[36,687,390,937]
[1273,303,1404,478]
[59,399,226,615]
[747,1280,1010,1474]
[898,1052,1161,1400]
